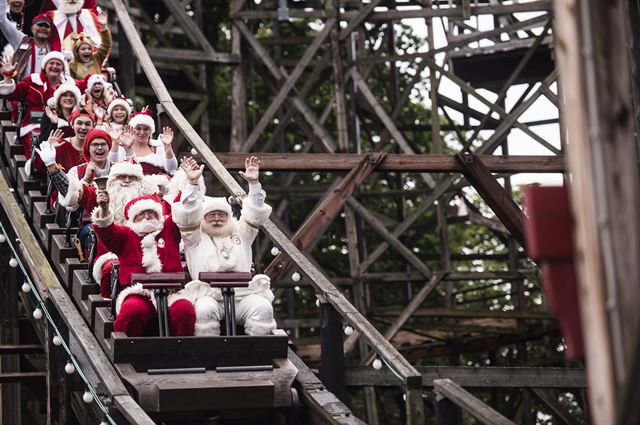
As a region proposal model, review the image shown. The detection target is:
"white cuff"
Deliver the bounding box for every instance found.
[91,207,113,228]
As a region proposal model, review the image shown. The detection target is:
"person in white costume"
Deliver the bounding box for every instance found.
[173,156,276,336]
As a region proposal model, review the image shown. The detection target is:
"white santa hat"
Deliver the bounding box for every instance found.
[109,159,144,180]
[86,73,106,92]
[42,51,70,75]
[146,174,171,190]
[128,106,155,133]
[124,194,164,223]
[106,97,132,118]
[52,83,81,108]
[202,196,232,217]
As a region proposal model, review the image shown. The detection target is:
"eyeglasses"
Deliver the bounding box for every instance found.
[89,142,108,149]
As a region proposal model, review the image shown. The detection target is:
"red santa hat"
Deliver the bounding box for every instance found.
[84,73,106,92]
[68,108,95,125]
[124,194,164,223]
[82,128,111,162]
[52,83,82,108]
[106,97,132,118]
[128,106,155,133]
[109,159,144,179]
[202,196,232,217]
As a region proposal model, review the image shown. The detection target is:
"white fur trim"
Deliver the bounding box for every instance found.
[167,168,206,201]
[241,198,273,228]
[107,98,132,118]
[202,196,232,216]
[42,51,66,70]
[125,199,163,222]
[140,231,162,273]
[167,292,193,308]
[182,280,222,301]
[57,174,82,207]
[115,283,153,315]
[109,161,143,178]
[192,296,222,336]
[52,83,81,108]
[0,78,15,95]
[244,318,277,336]
[19,123,39,137]
[91,207,113,228]
[86,74,106,92]
[92,252,118,284]
[236,274,275,302]
[129,114,155,133]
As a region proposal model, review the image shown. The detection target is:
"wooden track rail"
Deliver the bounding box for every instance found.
[111,0,426,422]
[0,154,154,424]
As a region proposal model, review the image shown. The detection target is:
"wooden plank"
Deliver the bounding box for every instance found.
[346,366,586,388]
[214,153,564,173]
[111,332,288,369]
[433,379,515,425]
[0,344,43,354]
[288,349,366,424]
[456,153,526,247]
[0,372,46,384]
[265,153,385,280]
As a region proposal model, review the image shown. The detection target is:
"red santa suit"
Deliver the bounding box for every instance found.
[92,194,194,337]
[0,51,85,159]
[173,183,276,336]
[58,159,161,297]
[41,0,100,53]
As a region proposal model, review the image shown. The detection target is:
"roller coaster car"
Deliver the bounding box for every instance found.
[105,272,300,421]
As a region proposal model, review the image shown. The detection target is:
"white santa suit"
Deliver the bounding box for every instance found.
[173,183,275,336]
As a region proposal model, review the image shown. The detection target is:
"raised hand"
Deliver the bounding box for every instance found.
[96,189,110,216]
[159,127,174,146]
[105,123,122,142]
[1,55,16,78]
[239,155,260,184]
[119,125,135,149]
[48,129,65,146]
[45,106,59,124]
[35,141,57,166]
[181,156,204,184]
[97,10,108,27]
[82,161,96,183]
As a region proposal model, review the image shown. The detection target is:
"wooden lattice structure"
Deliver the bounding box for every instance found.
[2,0,640,423]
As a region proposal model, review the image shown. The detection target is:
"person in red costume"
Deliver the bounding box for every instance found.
[32,107,93,175]
[41,0,99,53]
[0,50,85,158]
[92,192,195,337]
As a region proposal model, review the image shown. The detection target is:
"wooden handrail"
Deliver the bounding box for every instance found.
[110,0,425,422]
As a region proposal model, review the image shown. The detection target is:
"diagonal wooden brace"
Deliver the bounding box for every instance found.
[456,153,526,248]
[265,153,387,282]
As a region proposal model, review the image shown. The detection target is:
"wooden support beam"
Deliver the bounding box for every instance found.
[456,153,526,247]
[0,344,43,354]
[433,379,515,425]
[358,274,445,362]
[345,366,586,388]
[531,389,582,425]
[0,372,46,384]
[320,299,346,401]
[265,153,385,281]
[215,153,565,173]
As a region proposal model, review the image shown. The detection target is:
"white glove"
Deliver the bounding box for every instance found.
[35,142,57,167]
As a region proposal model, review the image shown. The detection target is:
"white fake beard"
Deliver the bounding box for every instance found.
[128,218,163,236]
[59,0,83,14]
[201,219,237,238]
[107,179,148,224]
